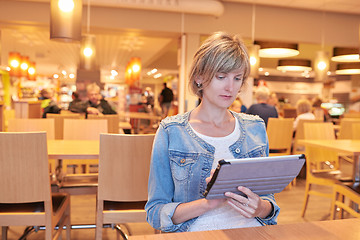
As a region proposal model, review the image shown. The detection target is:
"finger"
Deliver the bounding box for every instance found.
[227,200,253,218]
[237,186,257,199]
[224,191,249,205]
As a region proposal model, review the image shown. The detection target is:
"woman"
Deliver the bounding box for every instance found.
[293,98,315,131]
[145,32,279,232]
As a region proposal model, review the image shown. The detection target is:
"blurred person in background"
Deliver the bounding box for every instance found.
[85,83,117,116]
[159,82,174,117]
[39,88,61,118]
[229,97,247,113]
[293,98,315,131]
[246,86,278,127]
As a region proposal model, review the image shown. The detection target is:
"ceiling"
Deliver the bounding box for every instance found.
[1,0,360,84]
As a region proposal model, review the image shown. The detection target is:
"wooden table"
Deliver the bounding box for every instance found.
[47,140,99,159]
[47,140,99,180]
[130,219,360,240]
[298,139,360,182]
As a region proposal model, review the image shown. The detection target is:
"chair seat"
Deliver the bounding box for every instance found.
[60,174,98,187]
[0,194,68,213]
[343,182,360,194]
[311,170,351,181]
[104,201,146,211]
[59,174,98,195]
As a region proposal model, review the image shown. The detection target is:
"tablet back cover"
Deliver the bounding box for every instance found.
[204,154,305,199]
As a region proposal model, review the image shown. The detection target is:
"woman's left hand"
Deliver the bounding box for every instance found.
[224,186,271,218]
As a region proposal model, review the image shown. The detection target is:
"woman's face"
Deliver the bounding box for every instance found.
[200,68,245,109]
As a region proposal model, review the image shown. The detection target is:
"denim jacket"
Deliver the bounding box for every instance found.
[145,111,280,232]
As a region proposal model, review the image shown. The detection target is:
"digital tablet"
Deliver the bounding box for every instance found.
[203,154,305,199]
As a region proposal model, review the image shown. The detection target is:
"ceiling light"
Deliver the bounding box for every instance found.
[53,74,59,79]
[154,73,162,79]
[335,62,360,75]
[277,59,312,72]
[331,47,360,62]
[69,73,75,79]
[58,0,75,12]
[50,0,82,42]
[111,70,118,76]
[314,50,329,82]
[254,41,299,58]
[249,44,260,78]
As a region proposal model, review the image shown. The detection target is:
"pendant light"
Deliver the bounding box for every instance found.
[80,0,96,70]
[254,41,299,58]
[331,47,360,62]
[249,4,260,79]
[336,62,360,75]
[277,59,312,72]
[50,0,82,42]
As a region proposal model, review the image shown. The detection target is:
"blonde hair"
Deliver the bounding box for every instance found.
[189,32,250,98]
[296,99,312,115]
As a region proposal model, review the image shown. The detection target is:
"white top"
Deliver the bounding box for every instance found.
[188,119,261,232]
[293,112,316,130]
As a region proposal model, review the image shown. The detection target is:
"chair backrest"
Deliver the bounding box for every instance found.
[294,119,324,141]
[0,132,50,203]
[304,122,338,170]
[98,134,155,202]
[352,122,360,140]
[267,117,294,154]
[338,118,360,139]
[343,112,360,118]
[47,113,81,139]
[303,122,335,140]
[87,114,122,134]
[63,119,107,140]
[7,118,55,140]
[283,107,297,118]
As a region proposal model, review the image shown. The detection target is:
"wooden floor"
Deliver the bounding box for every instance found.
[3,162,355,239]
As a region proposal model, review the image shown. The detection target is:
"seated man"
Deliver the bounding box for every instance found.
[85,83,117,115]
[246,86,278,127]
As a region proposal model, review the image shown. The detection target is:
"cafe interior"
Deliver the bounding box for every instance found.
[1,0,360,239]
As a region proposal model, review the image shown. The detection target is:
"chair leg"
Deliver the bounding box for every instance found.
[301,182,311,217]
[66,203,71,239]
[330,190,338,220]
[115,224,129,240]
[2,226,8,240]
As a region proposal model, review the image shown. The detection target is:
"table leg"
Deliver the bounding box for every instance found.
[353,153,360,183]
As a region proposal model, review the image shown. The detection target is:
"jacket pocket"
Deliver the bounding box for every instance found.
[247,146,266,158]
[170,154,197,181]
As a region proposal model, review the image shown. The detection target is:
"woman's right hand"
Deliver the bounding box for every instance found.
[204,169,225,209]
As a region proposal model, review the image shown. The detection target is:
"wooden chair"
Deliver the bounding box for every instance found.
[337,118,360,140]
[292,119,323,155]
[7,118,56,173]
[351,122,360,140]
[59,119,108,195]
[95,134,155,240]
[7,118,55,140]
[283,107,297,118]
[87,114,124,134]
[267,118,296,189]
[47,113,82,140]
[267,118,294,156]
[301,122,348,217]
[0,132,71,240]
[63,118,107,174]
[330,183,360,220]
[343,112,360,118]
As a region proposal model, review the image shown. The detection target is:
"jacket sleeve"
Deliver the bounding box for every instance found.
[145,124,188,232]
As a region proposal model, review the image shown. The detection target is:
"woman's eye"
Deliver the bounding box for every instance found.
[235,76,243,81]
[217,75,225,80]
